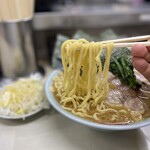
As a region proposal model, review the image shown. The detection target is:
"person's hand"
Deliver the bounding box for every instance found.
[132,44,150,81]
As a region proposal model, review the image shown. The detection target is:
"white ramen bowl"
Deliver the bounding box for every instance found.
[45,70,150,131]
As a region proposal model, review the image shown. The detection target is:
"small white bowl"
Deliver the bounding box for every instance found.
[0,107,43,120]
[45,70,150,131]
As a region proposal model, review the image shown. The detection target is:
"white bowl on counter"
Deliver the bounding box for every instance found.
[45,70,150,131]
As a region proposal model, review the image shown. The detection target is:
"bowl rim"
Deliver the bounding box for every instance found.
[0,107,43,120]
[45,70,150,131]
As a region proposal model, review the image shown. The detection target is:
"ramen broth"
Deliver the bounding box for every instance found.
[52,39,150,125]
[52,73,150,125]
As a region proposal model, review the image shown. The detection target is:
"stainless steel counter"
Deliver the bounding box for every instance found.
[0,108,150,150]
[33,4,150,30]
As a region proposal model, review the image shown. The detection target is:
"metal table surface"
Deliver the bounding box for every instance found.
[0,108,150,150]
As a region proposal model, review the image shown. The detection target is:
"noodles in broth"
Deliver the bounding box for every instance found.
[52,39,149,124]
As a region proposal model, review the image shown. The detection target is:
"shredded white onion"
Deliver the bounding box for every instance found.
[0,74,49,118]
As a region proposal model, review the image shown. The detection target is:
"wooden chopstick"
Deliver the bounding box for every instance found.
[101,35,150,43]
[109,41,150,48]
[64,35,150,49]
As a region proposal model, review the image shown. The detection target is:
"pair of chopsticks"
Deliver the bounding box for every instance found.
[101,35,150,48]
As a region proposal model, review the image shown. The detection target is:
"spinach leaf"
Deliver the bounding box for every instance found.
[101,47,140,89]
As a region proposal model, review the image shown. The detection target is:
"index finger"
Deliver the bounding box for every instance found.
[132,44,147,58]
[132,57,150,81]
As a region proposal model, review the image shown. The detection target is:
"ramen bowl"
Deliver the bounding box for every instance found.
[45,70,150,131]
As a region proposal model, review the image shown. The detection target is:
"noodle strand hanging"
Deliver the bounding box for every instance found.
[51,39,145,124]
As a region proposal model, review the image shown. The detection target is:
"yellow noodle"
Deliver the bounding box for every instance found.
[52,39,133,124]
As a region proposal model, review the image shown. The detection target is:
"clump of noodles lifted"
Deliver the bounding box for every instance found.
[52,39,130,124]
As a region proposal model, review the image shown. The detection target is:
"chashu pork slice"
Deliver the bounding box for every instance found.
[106,73,146,119]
